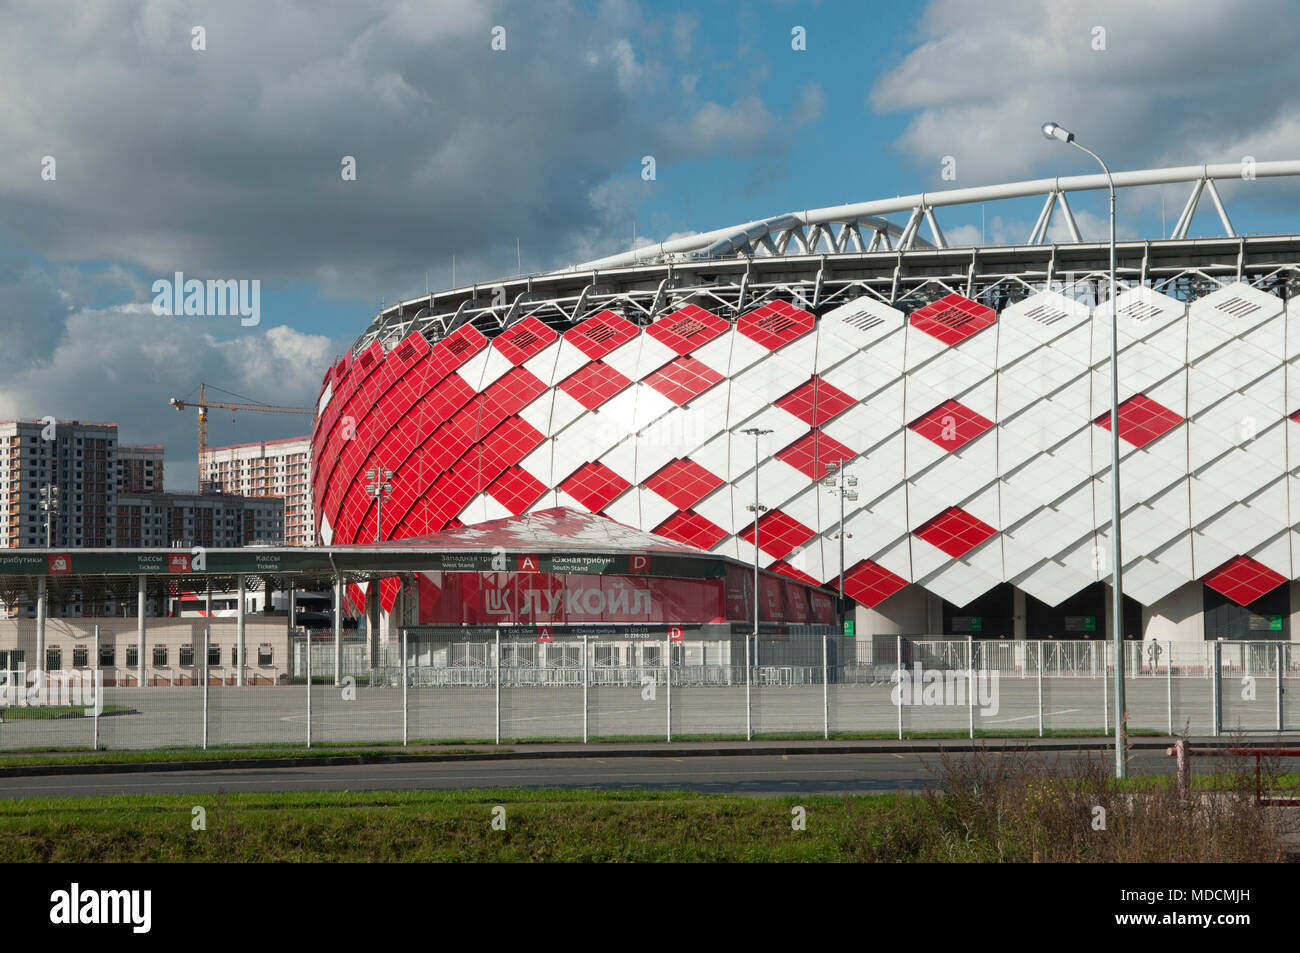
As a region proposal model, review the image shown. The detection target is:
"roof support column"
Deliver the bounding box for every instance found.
[333,574,343,687]
[137,575,147,688]
[287,580,296,685]
[35,576,46,677]
[236,574,246,687]
[367,585,380,670]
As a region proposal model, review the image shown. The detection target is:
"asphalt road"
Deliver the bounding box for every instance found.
[0,748,1181,799]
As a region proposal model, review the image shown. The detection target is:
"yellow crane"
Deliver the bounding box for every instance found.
[169,383,314,491]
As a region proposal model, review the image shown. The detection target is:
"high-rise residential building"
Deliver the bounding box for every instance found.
[114,490,283,548]
[201,436,313,545]
[116,444,164,493]
[0,420,118,548]
[0,420,285,617]
[0,420,284,551]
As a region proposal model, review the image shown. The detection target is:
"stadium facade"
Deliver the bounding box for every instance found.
[311,161,1300,654]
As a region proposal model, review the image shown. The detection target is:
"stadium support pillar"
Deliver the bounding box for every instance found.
[36,575,47,675]
[1013,588,1027,640]
[333,574,343,686]
[288,581,297,680]
[236,574,246,687]
[367,585,380,669]
[137,575,147,688]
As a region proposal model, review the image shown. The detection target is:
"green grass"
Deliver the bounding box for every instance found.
[0,788,916,862]
[0,768,1289,862]
[0,705,131,721]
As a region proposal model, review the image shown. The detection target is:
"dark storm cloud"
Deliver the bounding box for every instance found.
[0,0,811,301]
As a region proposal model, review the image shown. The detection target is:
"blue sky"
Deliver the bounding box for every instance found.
[0,0,1297,488]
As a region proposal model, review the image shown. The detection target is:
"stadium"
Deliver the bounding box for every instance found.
[312,160,1300,661]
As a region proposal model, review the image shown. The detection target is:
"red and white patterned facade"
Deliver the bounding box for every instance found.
[311,280,1300,635]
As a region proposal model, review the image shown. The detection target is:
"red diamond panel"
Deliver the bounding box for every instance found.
[737,299,815,351]
[643,458,724,510]
[768,560,820,586]
[1094,393,1183,448]
[487,465,547,516]
[914,506,996,558]
[909,294,996,346]
[646,304,729,355]
[478,415,544,476]
[429,325,488,378]
[842,560,909,607]
[478,366,548,430]
[776,430,858,479]
[560,461,632,513]
[558,361,633,410]
[1202,555,1287,606]
[641,355,723,406]
[908,399,995,451]
[653,510,728,550]
[775,376,857,426]
[493,315,558,365]
[563,310,639,361]
[1291,409,1300,424]
[738,509,815,560]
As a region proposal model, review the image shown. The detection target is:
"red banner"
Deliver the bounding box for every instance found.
[417,572,727,625]
[416,569,836,626]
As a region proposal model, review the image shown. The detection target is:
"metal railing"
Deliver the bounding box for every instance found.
[1,635,1296,749]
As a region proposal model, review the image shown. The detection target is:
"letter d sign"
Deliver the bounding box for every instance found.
[629,555,649,573]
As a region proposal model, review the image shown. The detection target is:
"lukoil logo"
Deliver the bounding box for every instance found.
[890,663,999,716]
[49,883,151,933]
[151,271,260,326]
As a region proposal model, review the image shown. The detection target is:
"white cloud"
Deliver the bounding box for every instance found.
[791,83,826,125]
[870,0,1300,188]
[0,303,339,489]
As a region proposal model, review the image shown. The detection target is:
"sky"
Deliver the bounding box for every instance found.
[1,0,1298,489]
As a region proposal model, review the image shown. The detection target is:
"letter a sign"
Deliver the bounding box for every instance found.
[536,625,553,643]
[516,554,540,573]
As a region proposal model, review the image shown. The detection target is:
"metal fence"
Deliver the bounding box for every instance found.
[1,631,1297,750]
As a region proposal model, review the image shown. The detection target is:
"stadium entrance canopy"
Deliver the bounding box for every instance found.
[0,508,836,636]
[351,508,837,637]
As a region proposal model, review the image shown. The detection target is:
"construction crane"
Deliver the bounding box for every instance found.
[169,383,314,492]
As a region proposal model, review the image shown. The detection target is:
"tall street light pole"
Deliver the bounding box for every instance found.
[741,427,771,740]
[1042,121,1126,778]
[823,461,858,625]
[39,484,60,548]
[365,468,394,544]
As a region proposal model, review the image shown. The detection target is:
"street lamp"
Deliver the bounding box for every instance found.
[365,468,394,544]
[39,484,61,547]
[1042,120,1126,778]
[823,461,858,624]
[740,426,772,742]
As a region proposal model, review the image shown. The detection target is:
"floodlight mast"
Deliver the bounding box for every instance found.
[824,461,857,624]
[740,427,772,741]
[1042,120,1126,780]
[365,467,394,544]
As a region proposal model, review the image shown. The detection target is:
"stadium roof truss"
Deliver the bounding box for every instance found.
[353,160,1300,356]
